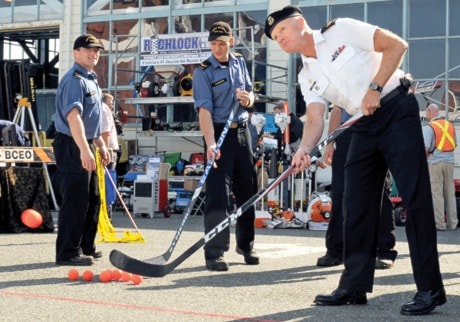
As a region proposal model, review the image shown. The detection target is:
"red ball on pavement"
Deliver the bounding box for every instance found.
[68,269,79,281]
[20,208,43,229]
[99,270,112,283]
[131,274,143,285]
[121,271,132,283]
[82,270,94,282]
[112,269,122,281]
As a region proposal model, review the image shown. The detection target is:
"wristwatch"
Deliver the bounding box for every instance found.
[369,82,383,92]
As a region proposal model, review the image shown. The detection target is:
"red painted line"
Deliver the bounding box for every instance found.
[0,290,280,322]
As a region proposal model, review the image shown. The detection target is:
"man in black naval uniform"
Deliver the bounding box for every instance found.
[54,34,110,266]
[265,5,445,316]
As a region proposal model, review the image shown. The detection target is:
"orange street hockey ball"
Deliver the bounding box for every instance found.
[99,270,112,283]
[82,270,94,282]
[121,271,132,283]
[131,274,143,285]
[20,208,43,229]
[112,269,122,281]
[67,269,79,281]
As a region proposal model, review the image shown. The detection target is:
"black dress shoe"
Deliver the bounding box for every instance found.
[84,250,103,259]
[236,247,260,265]
[205,256,229,271]
[400,288,447,315]
[375,258,394,270]
[314,289,367,306]
[316,254,342,267]
[56,255,94,266]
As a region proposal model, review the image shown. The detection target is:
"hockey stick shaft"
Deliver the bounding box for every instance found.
[150,100,241,263]
[110,165,295,277]
[182,112,362,246]
[104,166,142,232]
[309,111,362,162]
[109,112,363,277]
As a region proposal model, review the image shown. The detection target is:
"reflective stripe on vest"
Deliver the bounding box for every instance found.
[429,119,456,152]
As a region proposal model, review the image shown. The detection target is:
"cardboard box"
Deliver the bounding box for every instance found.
[184,177,202,191]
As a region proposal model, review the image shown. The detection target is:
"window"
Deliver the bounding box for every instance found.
[409,0,445,38]
[409,39,445,79]
[0,0,63,23]
[330,3,364,21]
[301,6,327,29]
[368,0,402,36]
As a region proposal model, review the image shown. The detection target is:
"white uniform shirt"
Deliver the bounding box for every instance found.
[299,18,405,115]
[101,103,119,151]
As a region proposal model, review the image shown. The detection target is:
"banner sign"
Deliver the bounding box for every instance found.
[140,32,211,66]
[0,147,54,163]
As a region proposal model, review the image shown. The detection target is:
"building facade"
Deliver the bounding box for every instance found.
[0,0,459,126]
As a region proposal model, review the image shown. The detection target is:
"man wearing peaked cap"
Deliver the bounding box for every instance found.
[193,21,258,272]
[265,4,446,317]
[208,21,233,42]
[264,5,303,40]
[73,34,105,50]
[54,33,109,267]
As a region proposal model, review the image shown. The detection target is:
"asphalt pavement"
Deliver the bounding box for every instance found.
[0,210,459,321]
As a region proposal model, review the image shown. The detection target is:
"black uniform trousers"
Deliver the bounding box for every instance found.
[326,128,397,262]
[204,123,257,259]
[338,89,443,293]
[53,133,100,261]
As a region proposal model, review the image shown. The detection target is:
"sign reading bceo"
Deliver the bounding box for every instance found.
[0,149,34,162]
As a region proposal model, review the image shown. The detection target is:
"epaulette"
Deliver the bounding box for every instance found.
[197,60,211,70]
[73,71,84,79]
[234,52,243,57]
[321,19,337,33]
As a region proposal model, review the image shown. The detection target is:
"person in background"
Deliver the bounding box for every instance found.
[422,103,458,230]
[273,102,304,150]
[265,5,445,316]
[193,21,258,271]
[101,92,120,219]
[318,106,397,270]
[101,93,119,170]
[271,102,304,210]
[53,34,110,266]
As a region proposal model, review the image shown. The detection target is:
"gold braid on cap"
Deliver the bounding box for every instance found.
[212,26,226,33]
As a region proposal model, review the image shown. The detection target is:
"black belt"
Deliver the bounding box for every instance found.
[56,132,93,144]
[380,75,413,106]
[380,85,407,106]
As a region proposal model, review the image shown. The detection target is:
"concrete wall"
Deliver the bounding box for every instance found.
[59,1,84,78]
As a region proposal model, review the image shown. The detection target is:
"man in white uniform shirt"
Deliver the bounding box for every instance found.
[265,5,445,316]
[101,93,119,218]
[101,93,119,170]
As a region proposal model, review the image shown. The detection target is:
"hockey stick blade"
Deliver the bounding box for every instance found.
[109,112,362,277]
[110,165,295,277]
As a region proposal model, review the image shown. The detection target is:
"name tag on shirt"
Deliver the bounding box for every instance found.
[331,44,354,69]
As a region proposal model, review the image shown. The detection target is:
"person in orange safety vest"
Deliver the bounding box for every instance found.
[422,103,458,231]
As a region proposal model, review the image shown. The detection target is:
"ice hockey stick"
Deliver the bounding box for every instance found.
[109,111,363,277]
[148,100,240,264]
